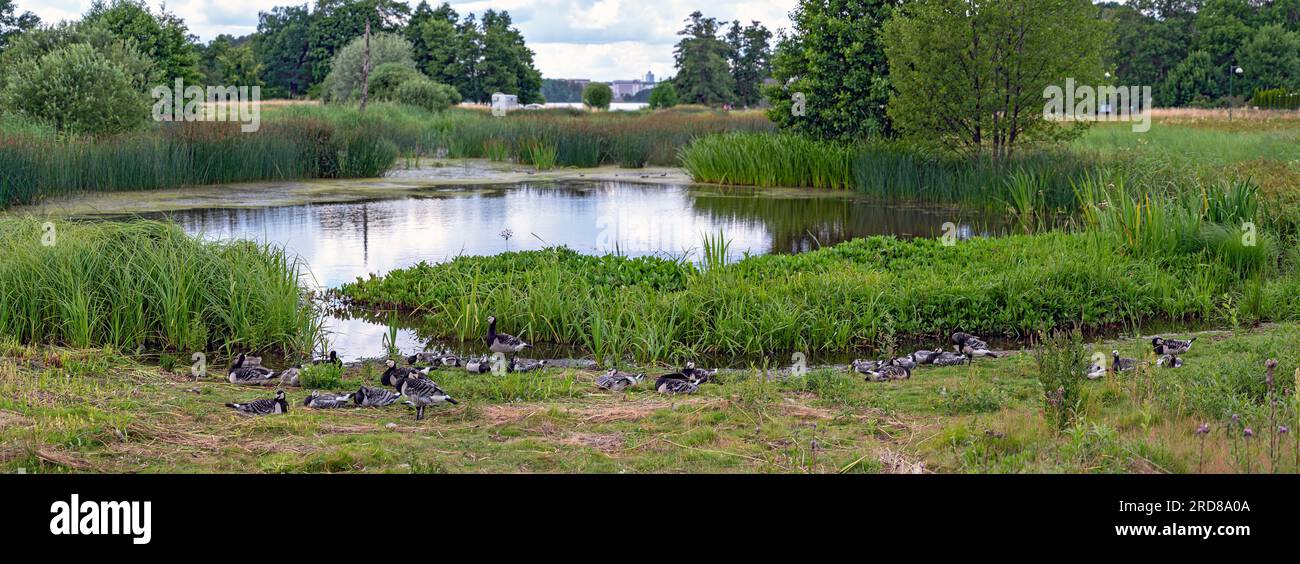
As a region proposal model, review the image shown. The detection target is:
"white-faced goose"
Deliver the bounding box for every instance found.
[596,369,644,391]
[228,353,277,385]
[952,332,998,362]
[1111,350,1138,373]
[381,359,430,388]
[226,390,289,415]
[865,363,910,382]
[486,316,531,360]
[1151,336,1196,355]
[391,373,459,420]
[353,385,400,407]
[302,390,353,409]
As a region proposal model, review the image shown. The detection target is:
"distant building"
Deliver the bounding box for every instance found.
[609,71,657,100]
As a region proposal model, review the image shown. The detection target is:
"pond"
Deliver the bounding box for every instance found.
[150,180,1012,363]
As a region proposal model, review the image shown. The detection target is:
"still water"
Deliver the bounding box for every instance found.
[158,181,1009,361]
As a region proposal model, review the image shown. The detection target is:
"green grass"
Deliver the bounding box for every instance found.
[0,218,319,355]
[5,323,1299,474]
[680,132,856,190]
[339,226,1299,363]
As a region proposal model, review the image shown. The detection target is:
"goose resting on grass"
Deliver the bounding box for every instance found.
[864,363,911,382]
[952,332,999,363]
[465,356,492,374]
[381,359,430,388]
[509,357,547,373]
[486,316,531,360]
[1152,336,1196,355]
[302,390,354,409]
[680,362,718,383]
[911,350,941,365]
[1085,358,1107,379]
[391,373,459,420]
[226,390,288,415]
[1111,350,1138,373]
[228,353,277,385]
[930,350,969,367]
[850,359,884,375]
[353,385,400,407]
[655,373,701,395]
[596,369,644,391]
[1155,345,1184,368]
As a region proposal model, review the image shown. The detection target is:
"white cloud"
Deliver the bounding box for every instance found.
[14,0,795,81]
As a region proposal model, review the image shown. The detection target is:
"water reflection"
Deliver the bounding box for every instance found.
[148,181,1010,361]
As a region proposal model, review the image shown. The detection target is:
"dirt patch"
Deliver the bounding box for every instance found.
[481,400,690,426]
[561,432,625,453]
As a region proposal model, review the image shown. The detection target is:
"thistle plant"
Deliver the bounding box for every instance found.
[1196,422,1210,473]
[1244,427,1255,473]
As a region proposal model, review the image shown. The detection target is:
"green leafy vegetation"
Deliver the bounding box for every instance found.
[0,218,319,355]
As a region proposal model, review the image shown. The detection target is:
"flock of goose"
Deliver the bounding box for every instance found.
[222,321,1201,418]
[222,315,719,420]
[849,332,1000,381]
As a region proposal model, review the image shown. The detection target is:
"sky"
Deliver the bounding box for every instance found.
[16,0,797,81]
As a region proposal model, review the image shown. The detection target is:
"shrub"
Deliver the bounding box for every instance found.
[392,78,459,112]
[322,32,414,103]
[367,62,424,101]
[0,43,148,135]
[648,82,679,109]
[1032,329,1087,431]
[299,363,344,389]
[583,82,613,110]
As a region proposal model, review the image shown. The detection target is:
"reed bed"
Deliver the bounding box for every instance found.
[0,218,320,355]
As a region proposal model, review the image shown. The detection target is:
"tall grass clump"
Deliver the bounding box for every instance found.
[1032,329,1087,431]
[680,132,855,189]
[0,218,320,355]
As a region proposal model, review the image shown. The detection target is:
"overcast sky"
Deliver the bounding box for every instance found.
[17,0,796,81]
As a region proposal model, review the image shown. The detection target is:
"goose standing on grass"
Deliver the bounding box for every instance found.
[952,332,998,363]
[1152,336,1196,355]
[353,385,400,407]
[381,359,430,388]
[302,390,354,409]
[1111,350,1138,373]
[313,350,342,367]
[486,316,531,361]
[596,369,645,391]
[228,353,277,385]
[391,373,459,420]
[226,390,289,415]
[930,349,969,367]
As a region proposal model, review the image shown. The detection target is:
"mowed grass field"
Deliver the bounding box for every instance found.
[3,322,1298,474]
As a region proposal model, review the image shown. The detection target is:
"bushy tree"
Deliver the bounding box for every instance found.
[0,0,39,54]
[321,32,414,103]
[583,82,613,110]
[367,62,423,100]
[884,0,1108,158]
[393,78,459,112]
[0,19,158,91]
[478,10,542,104]
[1237,24,1300,94]
[648,81,679,109]
[305,0,410,84]
[1161,50,1220,106]
[415,3,461,86]
[201,35,263,86]
[0,43,147,135]
[766,0,896,140]
[726,20,772,107]
[82,0,200,84]
[673,12,735,106]
[255,5,312,98]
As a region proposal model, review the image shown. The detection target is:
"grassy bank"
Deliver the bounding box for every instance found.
[4,323,1297,474]
[339,213,1295,362]
[0,218,319,355]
